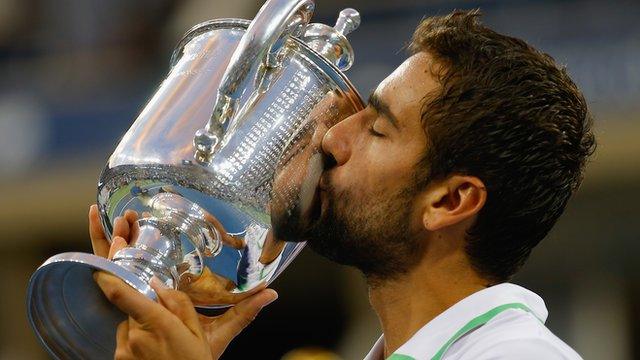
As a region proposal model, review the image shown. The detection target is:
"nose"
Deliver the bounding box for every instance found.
[321,113,356,167]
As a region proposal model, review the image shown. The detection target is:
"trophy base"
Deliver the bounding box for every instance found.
[26,252,157,360]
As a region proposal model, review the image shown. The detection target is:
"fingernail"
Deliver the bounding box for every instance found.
[113,236,127,245]
[264,290,278,306]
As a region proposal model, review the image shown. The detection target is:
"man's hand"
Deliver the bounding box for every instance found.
[89,204,267,304]
[89,204,279,359]
[94,272,277,360]
[89,204,139,258]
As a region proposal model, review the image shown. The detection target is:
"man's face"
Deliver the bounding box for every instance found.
[305,52,440,280]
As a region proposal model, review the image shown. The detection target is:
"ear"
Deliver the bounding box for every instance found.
[421,175,487,231]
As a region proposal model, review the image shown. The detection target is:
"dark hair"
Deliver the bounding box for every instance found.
[409,9,596,282]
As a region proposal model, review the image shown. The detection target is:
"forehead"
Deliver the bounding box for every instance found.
[376,52,441,127]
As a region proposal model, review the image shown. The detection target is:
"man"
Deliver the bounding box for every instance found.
[92,9,595,359]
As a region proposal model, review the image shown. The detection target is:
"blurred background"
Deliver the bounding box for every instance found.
[1,0,638,358]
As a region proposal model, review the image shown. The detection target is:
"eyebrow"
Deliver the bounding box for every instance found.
[367,91,400,130]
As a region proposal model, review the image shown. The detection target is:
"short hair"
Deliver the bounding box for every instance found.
[409,10,596,282]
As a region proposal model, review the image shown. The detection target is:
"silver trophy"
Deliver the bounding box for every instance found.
[26,0,364,358]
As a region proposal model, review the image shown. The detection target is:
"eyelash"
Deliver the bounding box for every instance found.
[366,104,385,138]
[368,126,384,137]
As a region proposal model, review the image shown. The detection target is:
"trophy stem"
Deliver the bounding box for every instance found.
[113,192,224,289]
[111,218,183,288]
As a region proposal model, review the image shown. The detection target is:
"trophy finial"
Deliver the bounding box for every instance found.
[301,8,360,71]
[335,8,360,36]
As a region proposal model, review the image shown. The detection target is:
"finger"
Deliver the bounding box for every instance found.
[218,283,269,305]
[89,204,110,258]
[204,288,277,359]
[123,210,139,242]
[204,213,244,249]
[123,210,138,223]
[112,216,131,241]
[228,282,268,302]
[258,234,285,264]
[216,289,278,338]
[128,316,141,336]
[222,233,245,250]
[116,319,129,346]
[190,282,266,316]
[150,277,202,336]
[93,271,168,327]
[204,213,227,233]
[114,320,133,360]
[108,236,128,260]
[180,268,263,305]
[194,279,267,306]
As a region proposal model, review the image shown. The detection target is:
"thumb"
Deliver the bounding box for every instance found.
[216,289,278,339]
[93,271,165,327]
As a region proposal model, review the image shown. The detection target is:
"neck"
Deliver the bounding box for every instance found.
[368,251,489,358]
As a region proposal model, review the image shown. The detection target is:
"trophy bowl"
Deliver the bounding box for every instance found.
[26,0,364,358]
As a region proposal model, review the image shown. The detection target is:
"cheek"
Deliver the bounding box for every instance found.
[336,148,417,199]
[366,138,420,178]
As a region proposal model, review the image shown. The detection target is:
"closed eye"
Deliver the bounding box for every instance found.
[368,126,385,137]
[367,91,400,130]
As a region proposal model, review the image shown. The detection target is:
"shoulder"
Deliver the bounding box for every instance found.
[448,308,582,360]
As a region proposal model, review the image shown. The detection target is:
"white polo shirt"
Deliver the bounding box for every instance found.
[363,283,582,360]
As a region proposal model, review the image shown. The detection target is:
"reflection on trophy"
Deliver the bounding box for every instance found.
[25,0,364,358]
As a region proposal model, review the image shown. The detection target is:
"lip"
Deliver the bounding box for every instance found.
[318,173,329,191]
[317,177,330,217]
[306,178,326,225]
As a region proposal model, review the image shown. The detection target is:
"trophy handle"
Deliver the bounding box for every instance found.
[193,0,315,163]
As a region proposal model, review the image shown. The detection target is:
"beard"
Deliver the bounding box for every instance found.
[303,175,426,284]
